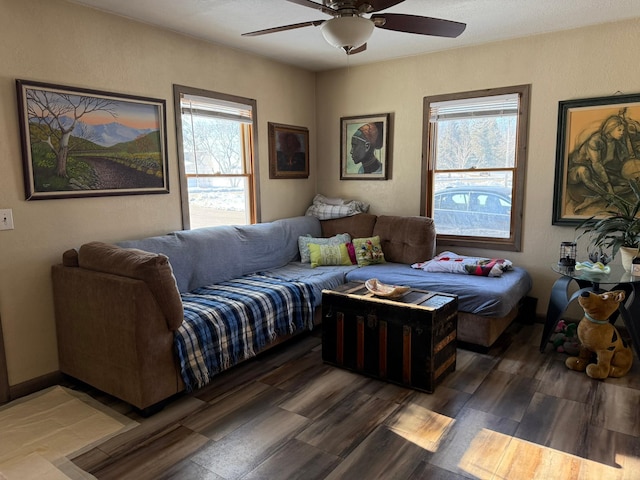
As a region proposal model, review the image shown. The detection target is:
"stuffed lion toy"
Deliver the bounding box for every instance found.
[565,290,633,379]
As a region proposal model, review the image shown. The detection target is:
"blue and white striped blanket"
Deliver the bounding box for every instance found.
[175,274,315,391]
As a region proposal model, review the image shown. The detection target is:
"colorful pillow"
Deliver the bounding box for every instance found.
[308,243,354,268]
[346,242,357,265]
[298,233,351,263]
[352,236,386,266]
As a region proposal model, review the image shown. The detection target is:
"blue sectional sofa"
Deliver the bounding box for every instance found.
[52,213,531,411]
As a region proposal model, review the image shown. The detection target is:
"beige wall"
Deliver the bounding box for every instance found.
[316,19,640,321]
[0,0,316,385]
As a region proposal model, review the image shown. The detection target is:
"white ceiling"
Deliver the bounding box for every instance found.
[67,0,640,71]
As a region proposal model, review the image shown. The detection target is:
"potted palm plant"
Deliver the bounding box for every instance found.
[578,179,640,271]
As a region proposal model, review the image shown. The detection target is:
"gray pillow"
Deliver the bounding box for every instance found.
[298,233,351,263]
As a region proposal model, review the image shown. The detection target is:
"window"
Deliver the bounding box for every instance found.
[421,85,530,251]
[173,85,259,229]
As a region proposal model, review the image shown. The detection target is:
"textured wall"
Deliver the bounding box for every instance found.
[0,0,316,385]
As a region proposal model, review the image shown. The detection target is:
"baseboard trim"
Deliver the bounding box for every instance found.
[6,371,65,403]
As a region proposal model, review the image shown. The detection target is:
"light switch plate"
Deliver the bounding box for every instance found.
[0,209,14,230]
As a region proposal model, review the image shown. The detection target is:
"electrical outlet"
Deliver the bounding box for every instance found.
[0,209,14,230]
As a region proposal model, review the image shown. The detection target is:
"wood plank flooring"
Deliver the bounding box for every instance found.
[67,322,640,479]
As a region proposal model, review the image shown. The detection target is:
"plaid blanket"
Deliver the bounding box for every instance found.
[305,194,370,220]
[175,274,315,391]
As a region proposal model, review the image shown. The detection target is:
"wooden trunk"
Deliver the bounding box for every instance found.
[322,282,458,393]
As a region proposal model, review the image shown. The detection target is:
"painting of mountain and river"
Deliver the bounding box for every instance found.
[16,80,168,199]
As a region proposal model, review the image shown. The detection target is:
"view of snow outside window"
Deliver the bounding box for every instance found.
[182,113,250,228]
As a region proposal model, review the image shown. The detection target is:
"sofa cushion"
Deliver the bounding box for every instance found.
[344,262,532,317]
[308,243,353,268]
[298,233,351,263]
[352,236,386,266]
[320,213,377,239]
[118,216,322,292]
[263,263,358,308]
[235,216,322,273]
[62,248,79,267]
[78,242,183,330]
[373,215,436,264]
[118,226,243,293]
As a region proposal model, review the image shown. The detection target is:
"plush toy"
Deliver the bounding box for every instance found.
[549,319,580,355]
[565,290,633,379]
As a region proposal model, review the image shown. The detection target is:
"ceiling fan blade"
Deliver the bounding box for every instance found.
[242,20,325,37]
[355,0,405,13]
[347,43,367,55]
[286,0,336,16]
[372,13,466,38]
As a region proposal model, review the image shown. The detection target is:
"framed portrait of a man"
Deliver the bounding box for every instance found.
[340,113,391,180]
[552,93,640,225]
[268,122,309,179]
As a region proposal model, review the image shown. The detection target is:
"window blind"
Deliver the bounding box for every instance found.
[429,93,519,121]
[180,93,252,124]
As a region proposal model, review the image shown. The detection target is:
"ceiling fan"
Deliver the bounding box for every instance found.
[242,0,466,55]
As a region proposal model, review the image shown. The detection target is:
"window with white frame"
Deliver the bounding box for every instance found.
[174,85,259,229]
[422,85,530,251]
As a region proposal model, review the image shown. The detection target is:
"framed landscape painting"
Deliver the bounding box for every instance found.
[340,113,390,180]
[552,93,640,225]
[16,79,169,200]
[268,122,309,179]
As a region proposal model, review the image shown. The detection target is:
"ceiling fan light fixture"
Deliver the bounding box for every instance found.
[320,16,374,53]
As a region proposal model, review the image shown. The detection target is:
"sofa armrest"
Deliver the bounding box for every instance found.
[52,264,184,410]
[77,242,183,331]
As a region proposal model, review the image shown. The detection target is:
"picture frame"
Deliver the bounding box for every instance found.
[268,122,309,179]
[552,93,640,225]
[340,113,390,180]
[16,79,169,200]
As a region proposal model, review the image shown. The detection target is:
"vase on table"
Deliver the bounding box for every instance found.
[619,246,638,272]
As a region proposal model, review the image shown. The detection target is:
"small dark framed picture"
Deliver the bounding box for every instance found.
[16,79,169,200]
[552,93,640,225]
[268,122,309,179]
[340,113,390,180]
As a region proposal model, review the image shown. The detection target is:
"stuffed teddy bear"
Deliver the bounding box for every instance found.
[565,290,633,379]
[549,319,580,355]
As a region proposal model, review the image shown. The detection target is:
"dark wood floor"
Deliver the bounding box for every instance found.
[69,322,640,479]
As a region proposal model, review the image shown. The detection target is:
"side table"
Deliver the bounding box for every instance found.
[541,263,640,358]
